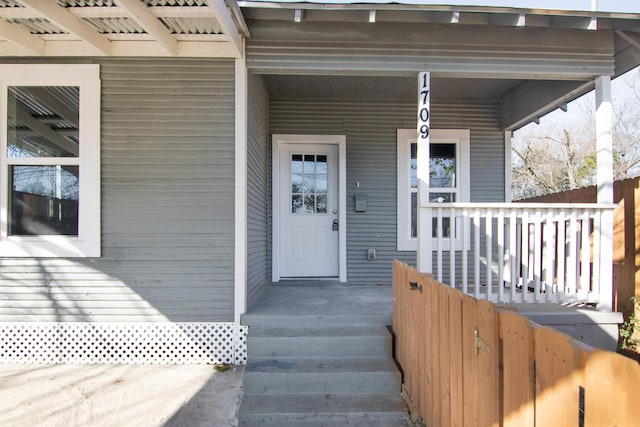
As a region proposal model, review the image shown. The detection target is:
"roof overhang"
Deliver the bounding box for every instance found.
[239,1,640,130]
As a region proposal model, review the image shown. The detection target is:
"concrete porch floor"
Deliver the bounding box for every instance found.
[246,283,394,319]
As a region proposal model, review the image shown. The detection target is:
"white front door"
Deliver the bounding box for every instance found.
[277,142,339,278]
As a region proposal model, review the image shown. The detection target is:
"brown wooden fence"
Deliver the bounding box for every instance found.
[392,260,640,427]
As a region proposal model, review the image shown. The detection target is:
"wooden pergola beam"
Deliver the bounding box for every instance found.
[114,0,178,56]
[19,0,110,55]
[0,19,44,54]
[205,0,243,58]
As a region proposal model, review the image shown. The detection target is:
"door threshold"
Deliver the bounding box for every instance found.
[273,278,342,286]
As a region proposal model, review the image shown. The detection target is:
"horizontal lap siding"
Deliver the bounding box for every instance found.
[269,97,503,285]
[247,75,270,305]
[247,21,614,78]
[0,59,236,322]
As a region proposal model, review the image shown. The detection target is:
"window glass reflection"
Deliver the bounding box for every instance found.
[430,143,456,188]
[10,165,79,235]
[7,86,79,158]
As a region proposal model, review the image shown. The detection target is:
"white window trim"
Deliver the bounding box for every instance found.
[0,64,100,257]
[397,128,470,252]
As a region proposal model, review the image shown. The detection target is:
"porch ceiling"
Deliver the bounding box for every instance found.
[0,0,244,57]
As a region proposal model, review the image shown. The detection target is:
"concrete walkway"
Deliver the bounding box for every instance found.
[0,364,244,427]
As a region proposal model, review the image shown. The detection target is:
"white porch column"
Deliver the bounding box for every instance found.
[234,56,248,324]
[417,72,432,273]
[595,75,614,311]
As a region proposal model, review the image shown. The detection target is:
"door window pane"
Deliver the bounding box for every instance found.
[316,195,327,214]
[292,194,303,213]
[7,86,79,158]
[291,153,328,214]
[10,165,79,235]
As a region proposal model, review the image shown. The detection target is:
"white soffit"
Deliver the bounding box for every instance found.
[0,0,244,57]
[239,0,640,31]
[240,0,640,15]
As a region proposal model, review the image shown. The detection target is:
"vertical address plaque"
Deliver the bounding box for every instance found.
[416,71,430,205]
[416,71,432,272]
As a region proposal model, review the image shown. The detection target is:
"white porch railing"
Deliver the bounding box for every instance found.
[425,203,616,306]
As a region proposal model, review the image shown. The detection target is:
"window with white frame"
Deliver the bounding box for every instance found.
[0,65,100,257]
[397,129,470,251]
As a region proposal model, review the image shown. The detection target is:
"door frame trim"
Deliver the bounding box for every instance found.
[272,134,347,282]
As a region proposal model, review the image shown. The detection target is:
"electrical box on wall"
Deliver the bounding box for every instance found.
[354,194,368,212]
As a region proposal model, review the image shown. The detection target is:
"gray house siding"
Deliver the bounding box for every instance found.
[247,75,270,305]
[269,97,504,285]
[246,21,614,79]
[0,59,236,322]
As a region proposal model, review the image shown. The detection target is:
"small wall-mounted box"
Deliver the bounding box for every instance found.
[354,194,368,212]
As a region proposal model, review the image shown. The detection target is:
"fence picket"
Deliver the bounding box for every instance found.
[583,350,640,426]
[534,327,580,427]
[462,294,478,426]
[427,274,439,426]
[438,284,451,427]
[449,288,464,427]
[404,269,425,411]
[500,310,534,427]
[477,299,500,427]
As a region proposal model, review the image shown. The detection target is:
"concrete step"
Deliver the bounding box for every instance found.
[243,357,401,395]
[241,313,392,327]
[247,333,391,358]
[247,324,391,337]
[238,393,408,427]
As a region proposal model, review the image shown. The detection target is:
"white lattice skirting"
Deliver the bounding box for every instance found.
[0,322,248,365]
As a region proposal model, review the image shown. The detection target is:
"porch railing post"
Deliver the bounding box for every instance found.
[417,71,432,273]
[595,76,614,311]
